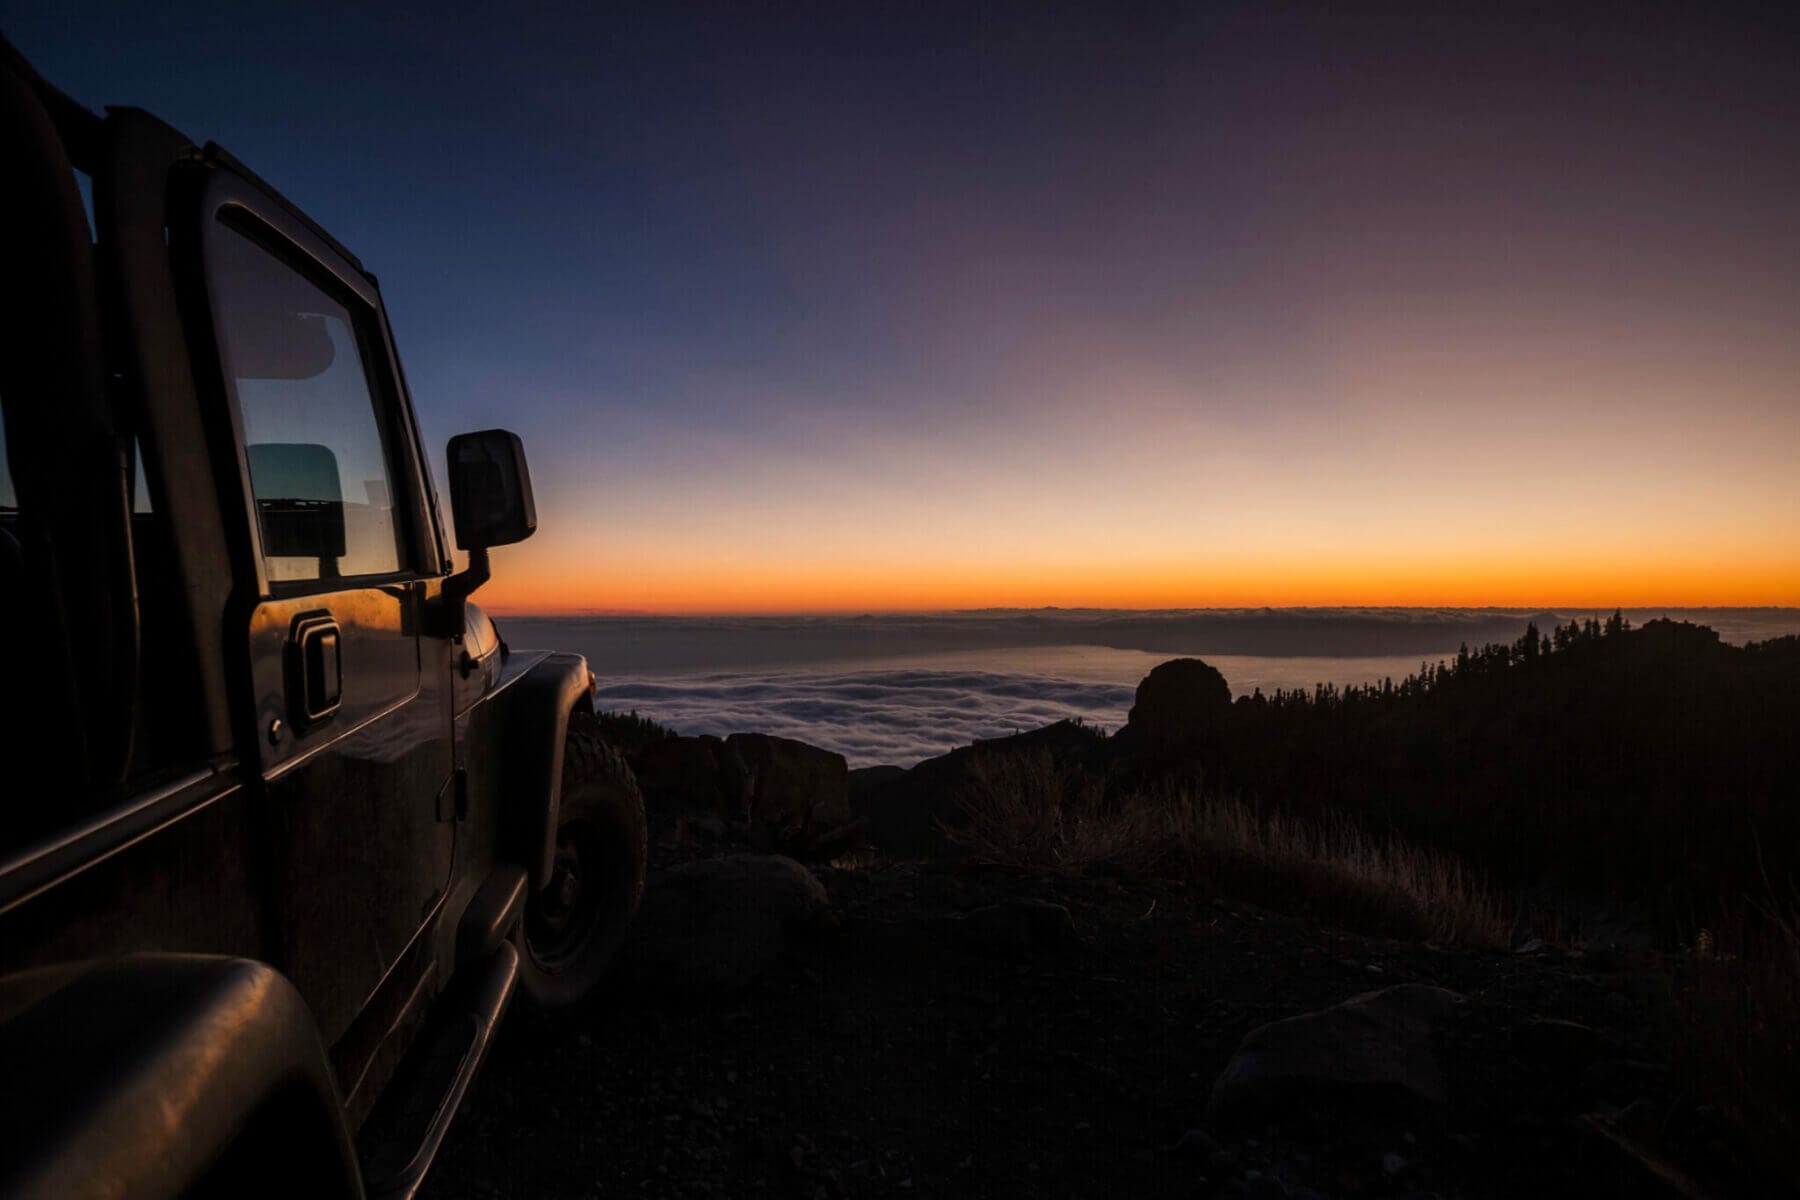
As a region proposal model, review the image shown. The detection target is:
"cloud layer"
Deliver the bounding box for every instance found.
[544,608,1800,768]
[595,667,1135,767]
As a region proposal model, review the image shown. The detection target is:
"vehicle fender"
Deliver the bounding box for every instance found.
[0,955,363,1200]
[493,651,593,889]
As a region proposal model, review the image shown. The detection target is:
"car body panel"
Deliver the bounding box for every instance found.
[0,36,607,1195]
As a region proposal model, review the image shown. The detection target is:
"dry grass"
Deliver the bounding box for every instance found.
[1176,793,1514,947]
[941,748,1512,947]
[939,749,1170,873]
[1676,891,1800,1188]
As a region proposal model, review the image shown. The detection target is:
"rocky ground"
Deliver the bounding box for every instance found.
[424,825,1754,1199]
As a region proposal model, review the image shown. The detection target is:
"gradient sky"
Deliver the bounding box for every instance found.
[12,2,1799,612]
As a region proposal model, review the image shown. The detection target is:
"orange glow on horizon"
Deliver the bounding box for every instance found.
[464,318,1800,619]
[476,548,1800,616]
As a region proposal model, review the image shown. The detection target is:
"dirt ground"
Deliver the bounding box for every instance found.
[422,842,1758,1199]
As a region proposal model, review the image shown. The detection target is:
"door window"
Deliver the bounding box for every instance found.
[211,221,403,585]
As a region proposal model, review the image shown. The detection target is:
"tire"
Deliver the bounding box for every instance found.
[516,711,648,1008]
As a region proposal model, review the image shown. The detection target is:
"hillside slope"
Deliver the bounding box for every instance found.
[428,843,1747,1198]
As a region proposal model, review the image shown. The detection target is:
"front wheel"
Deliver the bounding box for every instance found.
[517,711,647,1008]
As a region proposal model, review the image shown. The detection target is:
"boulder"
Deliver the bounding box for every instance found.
[725,733,850,826]
[1124,658,1233,746]
[631,734,733,812]
[627,854,831,989]
[1208,985,1465,1125]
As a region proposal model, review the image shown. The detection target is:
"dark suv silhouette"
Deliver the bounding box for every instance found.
[0,35,647,1199]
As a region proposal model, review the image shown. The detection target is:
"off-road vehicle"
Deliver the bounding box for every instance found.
[0,36,647,1198]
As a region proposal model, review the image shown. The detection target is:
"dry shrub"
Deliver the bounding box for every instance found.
[1174,793,1513,947]
[1676,892,1800,1188]
[941,749,1178,874]
[941,748,1510,947]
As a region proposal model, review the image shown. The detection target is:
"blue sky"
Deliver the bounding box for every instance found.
[11,2,1798,611]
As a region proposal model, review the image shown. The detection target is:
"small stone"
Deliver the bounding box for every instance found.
[1167,1128,1217,1158]
[1209,986,1464,1125]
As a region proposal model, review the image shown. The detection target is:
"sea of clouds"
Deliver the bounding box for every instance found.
[592,666,1136,766]
[504,607,1800,768]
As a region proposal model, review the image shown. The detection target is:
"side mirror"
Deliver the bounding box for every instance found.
[447,429,536,550]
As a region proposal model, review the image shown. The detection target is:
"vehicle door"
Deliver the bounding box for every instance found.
[195,169,455,1051]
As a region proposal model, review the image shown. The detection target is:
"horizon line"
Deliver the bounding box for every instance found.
[482,602,1800,620]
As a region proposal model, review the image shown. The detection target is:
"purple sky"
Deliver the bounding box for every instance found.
[14,3,1799,610]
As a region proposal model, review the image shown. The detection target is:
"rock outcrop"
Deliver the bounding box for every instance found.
[632,734,735,812]
[1123,657,1232,747]
[626,854,832,989]
[725,733,849,827]
[1208,985,1465,1125]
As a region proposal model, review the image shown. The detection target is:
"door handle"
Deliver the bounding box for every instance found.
[286,612,342,728]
